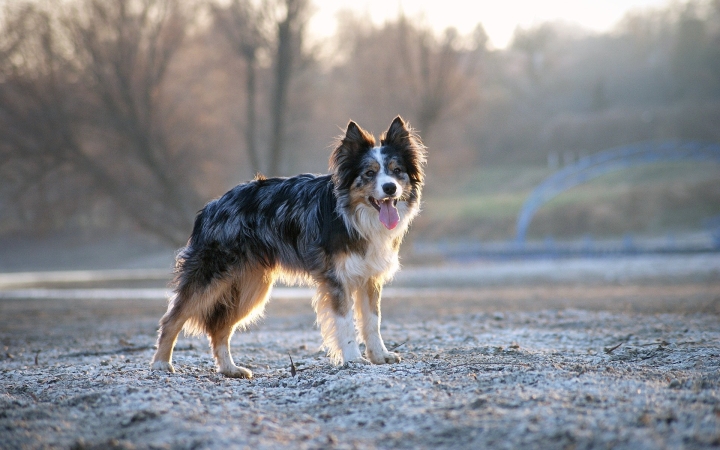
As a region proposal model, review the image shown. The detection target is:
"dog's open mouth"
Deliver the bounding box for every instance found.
[369,197,400,230]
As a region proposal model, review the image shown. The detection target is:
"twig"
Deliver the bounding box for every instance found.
[288,353,297,377]
[604,343,622,354]
[389,340,408,352]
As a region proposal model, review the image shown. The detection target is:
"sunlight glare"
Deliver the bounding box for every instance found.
[310,0,672,48]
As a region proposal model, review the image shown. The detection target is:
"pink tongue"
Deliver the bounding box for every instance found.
[379,199,400,230]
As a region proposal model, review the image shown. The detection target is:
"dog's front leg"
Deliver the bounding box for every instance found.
[356,280,401,364]
[314,276,368,365]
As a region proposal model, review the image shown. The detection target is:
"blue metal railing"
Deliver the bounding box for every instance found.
[516,141,720,242]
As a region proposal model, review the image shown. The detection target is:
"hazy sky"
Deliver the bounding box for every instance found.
[310,0,673,48]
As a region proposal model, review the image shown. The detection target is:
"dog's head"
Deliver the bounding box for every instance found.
[330,116,426,232]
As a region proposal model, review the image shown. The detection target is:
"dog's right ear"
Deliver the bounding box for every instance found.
[342,121,375,151]
[331,120,375,163]
[330,121,376,188]
[345,121,362,142]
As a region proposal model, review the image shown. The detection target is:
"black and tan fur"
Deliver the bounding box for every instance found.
[151,117,425,378]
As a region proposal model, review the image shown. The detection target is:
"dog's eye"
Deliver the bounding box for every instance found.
[365,170,376,178]
[393,168,402,175]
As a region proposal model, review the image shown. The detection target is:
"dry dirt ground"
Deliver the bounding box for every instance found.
[1,274,720,449]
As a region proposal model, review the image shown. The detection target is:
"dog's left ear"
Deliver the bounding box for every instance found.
[382,116,426,184]
[381,116,409,148]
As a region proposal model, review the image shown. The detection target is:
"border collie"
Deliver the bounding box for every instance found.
[151,116,426,378]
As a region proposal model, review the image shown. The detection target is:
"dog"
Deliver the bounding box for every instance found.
[150,116,425,378]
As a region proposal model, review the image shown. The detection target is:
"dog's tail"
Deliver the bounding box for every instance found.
[170,204,211,291]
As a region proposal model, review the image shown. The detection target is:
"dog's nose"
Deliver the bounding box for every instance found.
[382,183,397,195]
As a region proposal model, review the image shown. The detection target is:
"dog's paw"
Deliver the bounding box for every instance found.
[150,360,175,373]
[367,351,402,365]
[219,365,253,379]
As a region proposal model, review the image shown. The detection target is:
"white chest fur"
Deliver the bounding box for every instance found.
[333,199,419,288]
[334,237,400,288]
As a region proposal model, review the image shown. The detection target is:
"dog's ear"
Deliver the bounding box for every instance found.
[382,116,427,185]
[332,120,375,161]
[342,121,375,151]
[344,121,363,143]
[381,116,409,147]
[330,121,376,186]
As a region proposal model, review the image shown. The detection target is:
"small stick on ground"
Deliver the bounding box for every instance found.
[604,343,623,354]
[389,340,409,352]
[288,353,297,377]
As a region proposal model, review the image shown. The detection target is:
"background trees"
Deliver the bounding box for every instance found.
[211,0,312,176]
[1,0,718,243]
[0,0,197,244]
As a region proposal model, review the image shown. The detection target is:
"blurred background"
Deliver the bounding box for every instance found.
[0,0,719,271]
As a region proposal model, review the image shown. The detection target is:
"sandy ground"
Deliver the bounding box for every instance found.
[1,264,719,450]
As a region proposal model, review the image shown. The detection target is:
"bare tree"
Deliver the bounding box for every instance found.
[511,23,557,82]
[267,0,310,176]
[212,0,311,176]
[211,0,268,175]
[402,24,477,140]
[0,0,199,244]
[0,3,90,232]
[336,16,479,144]
[65,0,196,244]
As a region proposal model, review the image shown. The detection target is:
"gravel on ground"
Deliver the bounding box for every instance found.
[1,278,719,449]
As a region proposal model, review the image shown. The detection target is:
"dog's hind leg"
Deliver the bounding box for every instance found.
[313,276,367,365]
[355,280,401,364]
[207,268,274,378]
[151,290,193,373]
[151,276,235,373]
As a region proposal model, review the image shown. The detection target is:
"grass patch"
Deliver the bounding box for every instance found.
[423,193,526,221]
[418,162,720,240]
